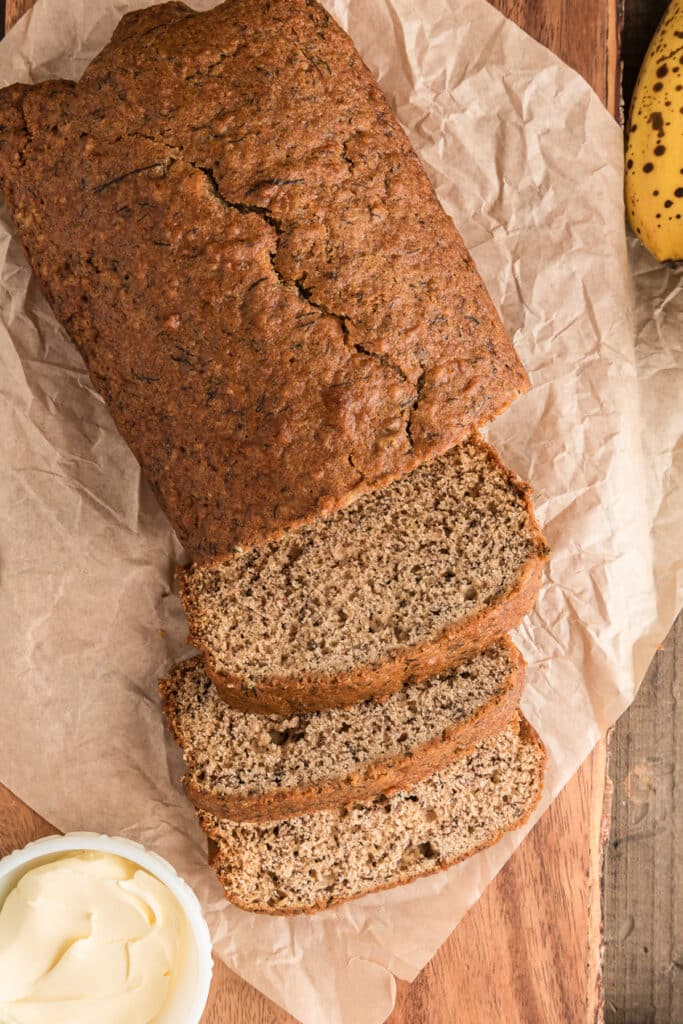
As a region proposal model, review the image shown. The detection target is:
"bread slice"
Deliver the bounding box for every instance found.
[160,639,524,822]
[179,435,548,714]
[198,713,545,915]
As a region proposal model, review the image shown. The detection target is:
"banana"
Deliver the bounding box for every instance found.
[625,0,683,261]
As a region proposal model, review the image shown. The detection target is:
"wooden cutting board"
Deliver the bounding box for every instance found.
[1,0,619,1021]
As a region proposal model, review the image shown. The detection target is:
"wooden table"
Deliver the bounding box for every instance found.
[0,1,619,1021]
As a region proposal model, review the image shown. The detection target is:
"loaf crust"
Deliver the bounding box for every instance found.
[160,638,525,821]
[0,0,528,560]
[200,716,546,915]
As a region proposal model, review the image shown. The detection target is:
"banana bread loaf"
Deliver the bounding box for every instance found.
[0,0,528,560]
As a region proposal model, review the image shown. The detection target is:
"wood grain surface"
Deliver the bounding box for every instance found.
[604,614,683,1023]
[5,0,33,28]
[604,2,682,1019]
[0,1,620,1023]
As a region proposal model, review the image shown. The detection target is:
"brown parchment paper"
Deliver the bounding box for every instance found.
[0,1,680,1022]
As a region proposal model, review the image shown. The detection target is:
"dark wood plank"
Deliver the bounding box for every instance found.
[603,612,683,1024]
[622,0,667,112]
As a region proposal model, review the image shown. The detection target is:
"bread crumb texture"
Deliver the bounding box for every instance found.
[199,714,545,913]
[180,435,547,683]
[0,0,528,559]
[160,639,522,817]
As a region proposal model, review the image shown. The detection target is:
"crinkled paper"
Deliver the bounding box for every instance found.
[0,1,681,1022]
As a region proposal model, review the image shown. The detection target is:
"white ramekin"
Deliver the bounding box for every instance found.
[0,831,213,1023]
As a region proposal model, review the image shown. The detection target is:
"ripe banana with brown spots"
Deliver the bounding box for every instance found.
[625,0,683,260]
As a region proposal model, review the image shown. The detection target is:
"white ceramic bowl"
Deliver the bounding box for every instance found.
[0,832,213,1023]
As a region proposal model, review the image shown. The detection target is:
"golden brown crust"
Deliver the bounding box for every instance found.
[202,715,547,915]
[161,638,525,822]
[0,0,528,561]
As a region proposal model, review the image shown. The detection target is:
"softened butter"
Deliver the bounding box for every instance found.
[0,850,187,1024]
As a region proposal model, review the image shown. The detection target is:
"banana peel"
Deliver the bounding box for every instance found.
[625,0,683,261]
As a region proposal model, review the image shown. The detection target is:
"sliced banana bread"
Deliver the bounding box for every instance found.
[179,435,548,714]
[160,639,524,822]
[199,713,545,915]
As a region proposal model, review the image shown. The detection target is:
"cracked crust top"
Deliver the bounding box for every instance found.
[0,0,528,560]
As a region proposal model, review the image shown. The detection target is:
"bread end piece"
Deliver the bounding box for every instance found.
[199,712,546,914]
